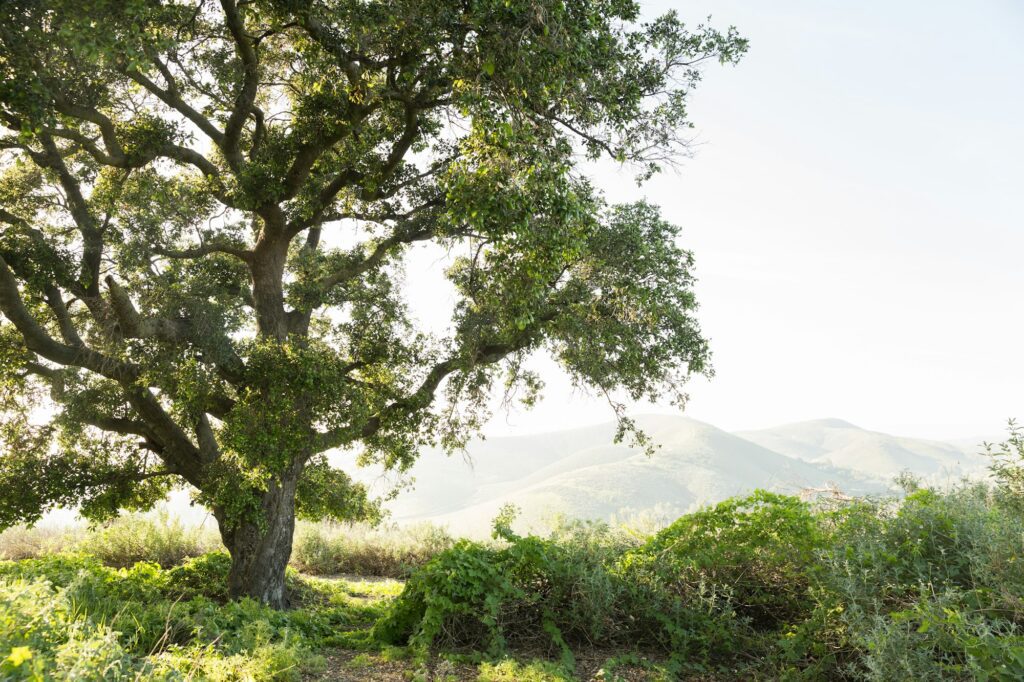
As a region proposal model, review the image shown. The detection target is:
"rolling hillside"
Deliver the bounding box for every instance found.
[738,418,988,481]
[350,415,914,535]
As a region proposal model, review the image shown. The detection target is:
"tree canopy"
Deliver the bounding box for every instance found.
[0,0,746,605]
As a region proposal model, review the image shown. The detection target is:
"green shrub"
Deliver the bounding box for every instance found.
[613,491,824,669]
[782,483,1024,679]
[626,490,821,627]
[819,487,996,614]
[165,551,233,600]
[856,587,1024,681]
[378,485,1024,679]
[374,517,639,671]
[987,420,1024,511]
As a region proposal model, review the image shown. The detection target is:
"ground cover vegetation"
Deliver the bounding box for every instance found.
[1,426,1022,680]
[0,0,747,606]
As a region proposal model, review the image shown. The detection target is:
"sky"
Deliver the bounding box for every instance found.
[414,0,1024,442]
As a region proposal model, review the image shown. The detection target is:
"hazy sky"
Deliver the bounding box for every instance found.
[407,1,1024,442]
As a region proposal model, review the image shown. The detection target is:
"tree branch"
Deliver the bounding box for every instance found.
[30,134,103,296]
[319,214,436,292]
[43,285,84,347]
[82,414,154,439]
[39,122,230,204]
[218,0,259,170]
[50,92,128,163]
[104,275,247,386]
[124,68,225,145]
[285,203,441,335]
[0,254,116,375]
[292,105,420,236]
[151,241,252,262]
[0,254,209,483]
[314,333,542,453]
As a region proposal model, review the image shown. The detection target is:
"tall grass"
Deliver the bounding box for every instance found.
[0,510,221,568]
[291,521,454,577]
[0,512,456,577]
[0,524,75,561]
[86,510,222,568]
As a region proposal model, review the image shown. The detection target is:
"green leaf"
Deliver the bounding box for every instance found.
[6,646,32,667]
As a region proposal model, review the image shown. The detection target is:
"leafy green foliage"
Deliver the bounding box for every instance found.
[987,419,1024,511]
[0,556,328,680]
[628,490,820,627]
[477,658,574,681]
[0,550,421,680]
[373,517,639,671]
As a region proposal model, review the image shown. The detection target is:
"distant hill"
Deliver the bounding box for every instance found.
[351,415,899,536]
[738,418,989,481]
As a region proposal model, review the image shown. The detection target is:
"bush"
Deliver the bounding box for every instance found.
[820,487,995,613]
[165,551,234,601]
[988,420,1024,511]
[784,483,1024,679]
[860,587,1024,680]
[626,490,821,627]
[374,516,639,671]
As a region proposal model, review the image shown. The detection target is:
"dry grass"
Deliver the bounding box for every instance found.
[0,524,77,561]
[0,512,454,577]
[292,521,454,578]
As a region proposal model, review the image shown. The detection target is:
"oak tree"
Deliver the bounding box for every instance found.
[0,0,745,606]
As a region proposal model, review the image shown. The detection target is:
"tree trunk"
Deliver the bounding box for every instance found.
[217,477,298,609]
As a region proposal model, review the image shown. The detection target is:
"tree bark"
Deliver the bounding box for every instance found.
[218,477,298,609]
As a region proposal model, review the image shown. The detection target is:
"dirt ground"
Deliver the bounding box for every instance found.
[311,647,672,681]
